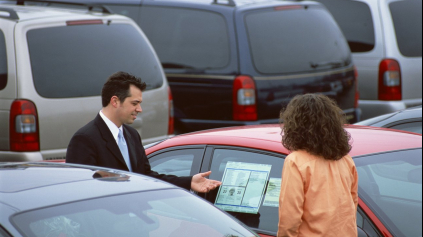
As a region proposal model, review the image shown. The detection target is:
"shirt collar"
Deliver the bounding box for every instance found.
[99,110,122,143]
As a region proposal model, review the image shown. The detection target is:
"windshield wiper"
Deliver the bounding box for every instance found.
[310,60,345,69]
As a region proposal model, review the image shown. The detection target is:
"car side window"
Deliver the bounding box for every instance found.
[149,148,204,176]
[389,121,422,134]
[0,30,7,90]
[207,148,285,234]
[355,149,422,237]
[357,208,381,237]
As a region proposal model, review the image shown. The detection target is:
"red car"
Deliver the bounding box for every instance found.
[146,124,422,237]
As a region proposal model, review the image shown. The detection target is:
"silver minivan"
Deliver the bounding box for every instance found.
[317,0,422,119]
[0,4,173,161]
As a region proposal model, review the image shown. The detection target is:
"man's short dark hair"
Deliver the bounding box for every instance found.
[101,71,147,107]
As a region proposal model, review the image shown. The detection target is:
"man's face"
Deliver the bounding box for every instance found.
[116,85,143,125]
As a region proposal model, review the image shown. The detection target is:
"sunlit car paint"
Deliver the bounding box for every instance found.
[0,162,259,237]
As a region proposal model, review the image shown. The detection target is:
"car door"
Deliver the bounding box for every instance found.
[147,145,205,177]
[200,146,286,236]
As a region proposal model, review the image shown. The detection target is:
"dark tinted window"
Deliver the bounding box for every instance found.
[245,5,352,74]
[27,23,163,98]
[390,121,422,134]
[149,148,204,176]
[390,0,422,57]
[12,189,257,237]
[316,0,375,53]
[139,6,230,70]
[208,148,285,234]
[0,30,7,90]
[355,148,422,237]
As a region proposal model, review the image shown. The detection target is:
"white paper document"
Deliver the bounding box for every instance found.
[215,161,271,214]
[263,178,282,207]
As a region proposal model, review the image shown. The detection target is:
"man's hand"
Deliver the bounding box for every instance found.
[191,171,222,193]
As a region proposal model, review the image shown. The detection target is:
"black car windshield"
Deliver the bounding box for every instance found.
[245,5,351,74]
[12,189,257,237]
[354,148,422,237]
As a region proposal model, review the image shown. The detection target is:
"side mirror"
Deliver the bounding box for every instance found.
[358,227,368,237]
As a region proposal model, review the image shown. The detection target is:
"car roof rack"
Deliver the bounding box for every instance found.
[16,0,113,14]
[0,7,19,20]
[213,0,236,6]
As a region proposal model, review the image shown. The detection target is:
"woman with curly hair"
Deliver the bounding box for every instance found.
[277,94,358,237]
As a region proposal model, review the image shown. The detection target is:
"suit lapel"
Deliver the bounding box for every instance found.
[94,114,128,169]
[123,125,138,169]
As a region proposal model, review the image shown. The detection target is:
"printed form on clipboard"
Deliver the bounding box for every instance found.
[214,161,272,214]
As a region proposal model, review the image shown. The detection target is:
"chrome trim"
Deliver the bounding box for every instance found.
[254,67,355,81]
[166,67,354,81]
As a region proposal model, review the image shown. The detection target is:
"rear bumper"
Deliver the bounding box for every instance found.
[359,98,422,120]
[0,151,44,162]
[0,149,66,162]
[177,108,361,133]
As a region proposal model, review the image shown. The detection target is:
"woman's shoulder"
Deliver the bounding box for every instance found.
[342,154,356,167]
[286,150,320,167]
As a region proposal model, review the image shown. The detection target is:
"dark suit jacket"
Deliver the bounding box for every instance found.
[66,114,192,190]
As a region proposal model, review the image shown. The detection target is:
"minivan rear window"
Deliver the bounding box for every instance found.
[390,0,422,57]
[245,5,352,75]
[315,0,375,53]
[27,24,163,98]
[0,30,7,90]
[138,6,230,70]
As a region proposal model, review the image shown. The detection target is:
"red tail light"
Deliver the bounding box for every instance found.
[66,20,103,26]
[378,59,402,101]
[233,75,257,121]
[274,5,302,11]
[168,87,175,135]
[9,100,40,151]
[354,66,360,108]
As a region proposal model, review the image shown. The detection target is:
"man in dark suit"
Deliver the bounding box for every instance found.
[66,71,221,192]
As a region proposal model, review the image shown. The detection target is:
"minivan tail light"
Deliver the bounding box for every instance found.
[233,76,257,121]
[10,100,40,152]
[168,87,175,135]
[378,59,402,101]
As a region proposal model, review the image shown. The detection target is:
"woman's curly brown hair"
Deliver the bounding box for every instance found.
[280,94,352,161]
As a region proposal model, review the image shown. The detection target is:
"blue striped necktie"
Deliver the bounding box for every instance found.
[118,129,132,172]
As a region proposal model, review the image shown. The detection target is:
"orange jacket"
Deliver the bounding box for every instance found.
[278,150,358,237]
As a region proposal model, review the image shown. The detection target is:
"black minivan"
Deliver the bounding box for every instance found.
[14,0,361,133]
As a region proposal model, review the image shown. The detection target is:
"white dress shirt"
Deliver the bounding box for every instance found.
[99,110,122,145]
